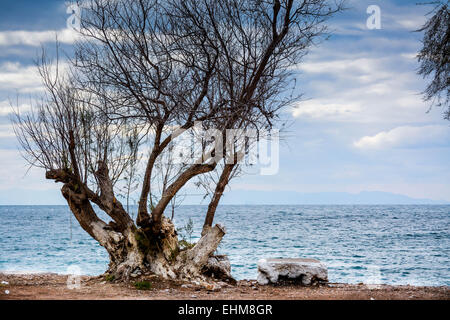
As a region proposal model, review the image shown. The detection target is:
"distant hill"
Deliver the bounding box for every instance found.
[0,188,65,205]
[216,190,450,205]
[0,188,448,205]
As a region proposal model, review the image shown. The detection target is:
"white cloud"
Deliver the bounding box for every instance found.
[354,125,450,150]
[292,100,361,119]
[0,100,31,116]
[291,86,429,124]
[384,11,427,31]
[0,29,80,47]
[329,0,428,36]
[0,123,16,138]
[0,62,43,93]
[0,61,70,94]
[288,0,440,126]
[298,57,385,76]
[291,35,436,124]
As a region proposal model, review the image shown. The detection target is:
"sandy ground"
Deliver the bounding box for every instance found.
[0,273,448,300]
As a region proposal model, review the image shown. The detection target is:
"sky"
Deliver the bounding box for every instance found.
[0,0,449,205]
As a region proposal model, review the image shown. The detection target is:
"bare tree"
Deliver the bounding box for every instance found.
[13,0,343,281]
[417,1,449,117]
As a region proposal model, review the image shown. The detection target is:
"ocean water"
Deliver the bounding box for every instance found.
[0,205,449,286]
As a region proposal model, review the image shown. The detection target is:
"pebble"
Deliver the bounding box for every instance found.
[5,290,10,295]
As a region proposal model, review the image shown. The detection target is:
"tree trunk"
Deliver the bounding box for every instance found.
[102,217,228,282]
[52,169,230,283]
[150,162,217,235]
[202,163,235,236]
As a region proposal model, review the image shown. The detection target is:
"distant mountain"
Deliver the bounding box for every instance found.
[0,188,66,205]
[215,190,450,205]
[0,188,448,206]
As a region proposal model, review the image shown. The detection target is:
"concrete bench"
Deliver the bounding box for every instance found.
[257,258,328,285]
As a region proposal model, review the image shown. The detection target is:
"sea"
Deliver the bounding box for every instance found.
[0,205,449,286]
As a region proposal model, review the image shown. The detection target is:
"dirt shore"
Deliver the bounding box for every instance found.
[0,273,448,300]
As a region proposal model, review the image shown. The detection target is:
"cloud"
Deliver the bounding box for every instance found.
[383,10,427,31]
[291,100,361,119]
[353,125,450,150]
[0,29,80,47]
[0,100,32,116]
[0,62,43,93]
[0,123,16,138]
[0,60,70,95]
[328,0,428,36]
[291,34,435,124]
[298,57,387,76]
[288,0,441,125]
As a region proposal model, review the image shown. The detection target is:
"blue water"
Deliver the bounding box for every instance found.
[0,205,449,286]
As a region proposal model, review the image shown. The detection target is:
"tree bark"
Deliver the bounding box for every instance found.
[202,163,235,236]
[150,162,217,234]
[137,124,164,227]
[94,161,135,234]
[47,168,230,282]
[137,146,159,227]
[60,183,128,265]
[137,125,193,227]
[174,224,227,279]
